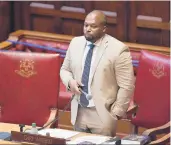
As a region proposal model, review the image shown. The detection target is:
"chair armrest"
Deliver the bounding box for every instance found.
[43,108,58,128]
[142,121,170,144]
[142,121,170,137]
[149,133,171,145]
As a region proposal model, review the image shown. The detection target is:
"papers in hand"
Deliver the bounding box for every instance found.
[38,128,79,139]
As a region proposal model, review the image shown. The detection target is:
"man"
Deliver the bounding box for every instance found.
[60,10,135,136]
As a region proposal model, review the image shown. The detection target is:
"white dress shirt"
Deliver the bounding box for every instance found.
[81,37,103,107]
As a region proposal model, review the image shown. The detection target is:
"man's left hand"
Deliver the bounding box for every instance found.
[116,115,122,120]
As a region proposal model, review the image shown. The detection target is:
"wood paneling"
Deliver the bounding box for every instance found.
[12,1,126,41]
[0,2,169,47]
[32,16,55,33]
[0,2,13,42]
[128,1,170,47]
[11,1,170,46]
[62,19,83,36]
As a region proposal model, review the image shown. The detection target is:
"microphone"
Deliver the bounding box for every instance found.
[79,89,92,100]
[78,85,92,100]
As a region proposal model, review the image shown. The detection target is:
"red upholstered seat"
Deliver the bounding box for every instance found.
[59,80,72,111]
[8,39,72,111]
[0,51,60,127]
[130,50,170,131]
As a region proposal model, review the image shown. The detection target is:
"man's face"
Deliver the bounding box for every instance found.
[83,15,106,42]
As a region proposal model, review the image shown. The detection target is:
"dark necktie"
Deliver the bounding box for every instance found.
[80,43,95,107]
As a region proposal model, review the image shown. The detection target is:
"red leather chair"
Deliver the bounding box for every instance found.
[128,50,170,144]
[9,38,73,111]
[0,51,60,128]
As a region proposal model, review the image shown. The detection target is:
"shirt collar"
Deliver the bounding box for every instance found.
[86,36,104,47]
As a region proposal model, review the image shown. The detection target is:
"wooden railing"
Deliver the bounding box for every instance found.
[1,30,169,55]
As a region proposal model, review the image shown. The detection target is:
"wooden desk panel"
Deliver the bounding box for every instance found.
[0,123,34,144]
[0,123,26,132]
[0,123,107,145]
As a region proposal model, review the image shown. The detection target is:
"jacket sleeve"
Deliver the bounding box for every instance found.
[111,46,135,118]
[60,38,75,88]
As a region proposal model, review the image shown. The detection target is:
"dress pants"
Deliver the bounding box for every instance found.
[74,105,116,137]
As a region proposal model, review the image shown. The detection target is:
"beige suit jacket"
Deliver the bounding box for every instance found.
[60,34,135,129]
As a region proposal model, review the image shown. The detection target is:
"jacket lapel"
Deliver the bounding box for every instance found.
[75,37,86,82]
[90,35,108,85]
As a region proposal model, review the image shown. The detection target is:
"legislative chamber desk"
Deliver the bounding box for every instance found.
[0,123,108,144]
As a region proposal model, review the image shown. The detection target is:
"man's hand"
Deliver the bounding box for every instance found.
[68,79,83,95]
[116,115,122,120]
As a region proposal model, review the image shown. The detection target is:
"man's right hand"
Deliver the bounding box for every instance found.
[68,79,83,95]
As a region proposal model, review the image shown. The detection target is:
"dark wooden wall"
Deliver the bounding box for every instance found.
[0,2,13,42]
[0,1,170,46]
[128,1,170,46]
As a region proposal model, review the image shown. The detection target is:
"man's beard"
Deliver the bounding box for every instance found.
[84,35,94,42]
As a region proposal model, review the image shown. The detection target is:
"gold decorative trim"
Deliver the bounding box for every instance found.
[149,61,167,79]
[15,59,37,78]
